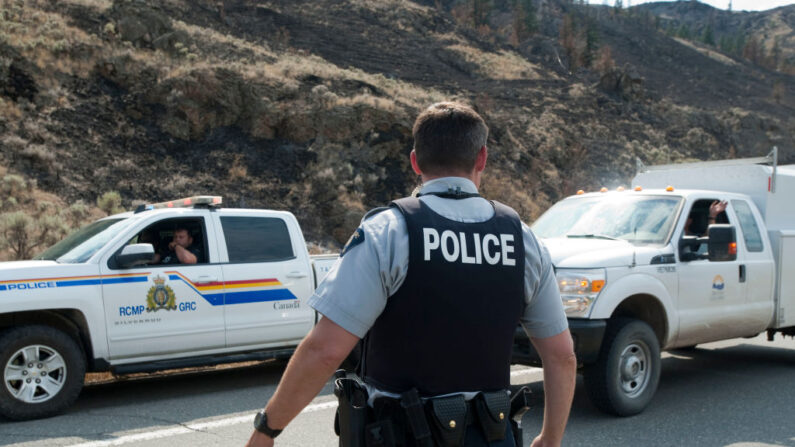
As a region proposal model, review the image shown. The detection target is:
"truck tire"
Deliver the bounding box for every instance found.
[583,318,661,416]
[0,325,86,421]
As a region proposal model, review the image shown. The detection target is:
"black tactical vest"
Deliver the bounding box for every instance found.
[362,197,525,396]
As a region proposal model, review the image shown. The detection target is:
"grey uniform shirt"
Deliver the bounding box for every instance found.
[308,176,567,341]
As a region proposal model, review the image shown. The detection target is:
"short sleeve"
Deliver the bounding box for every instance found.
[307,209,409,338]
[520,224,568,339]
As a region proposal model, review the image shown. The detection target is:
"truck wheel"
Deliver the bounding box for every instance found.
[0,326,86,421]
[584,318,661,416]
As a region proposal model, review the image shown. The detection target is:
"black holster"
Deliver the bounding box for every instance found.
[509,387,532,446]
[334,370,369,447]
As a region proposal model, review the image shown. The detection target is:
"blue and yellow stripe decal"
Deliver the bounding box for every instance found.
[0,272,297,306]
[0,273,149,291]
[164,271,297,306]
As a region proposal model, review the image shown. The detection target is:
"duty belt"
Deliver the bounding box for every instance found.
[333,370,532,447]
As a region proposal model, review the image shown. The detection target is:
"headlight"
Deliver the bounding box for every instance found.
[555,269,605,318]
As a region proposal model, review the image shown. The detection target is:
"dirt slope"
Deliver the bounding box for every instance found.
[0,0,792,257]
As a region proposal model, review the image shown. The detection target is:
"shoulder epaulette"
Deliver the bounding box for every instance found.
[361,206,390,223]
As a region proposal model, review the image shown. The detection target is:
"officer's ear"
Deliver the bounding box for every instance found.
[410,149,423,176]
[474,145,488,173]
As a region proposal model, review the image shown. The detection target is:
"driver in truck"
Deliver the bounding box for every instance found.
[161,227,199,265]
[685,200,728,237]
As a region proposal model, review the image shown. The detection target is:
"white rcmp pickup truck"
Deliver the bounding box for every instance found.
[0,196,338,420]
[513,148,795,416]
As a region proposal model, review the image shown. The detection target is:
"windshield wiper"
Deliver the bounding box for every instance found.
[566,233,620,241]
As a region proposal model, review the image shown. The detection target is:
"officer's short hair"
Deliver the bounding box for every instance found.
[412,102,488,176]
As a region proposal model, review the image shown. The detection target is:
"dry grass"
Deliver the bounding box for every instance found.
[0,99,23,122]
[329,94,401,114]
[2,1,447,117]
[60,0,112,12]
[481,173,545,222]
[0,2,104,79]
[567,83,589,98]
[227,155,248,180]
[172,20,277,62]
[446,44,547,80]
[673,38,738,66]
[346,0,430,12]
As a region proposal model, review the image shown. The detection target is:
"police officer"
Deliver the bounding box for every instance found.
[246,102,576,447]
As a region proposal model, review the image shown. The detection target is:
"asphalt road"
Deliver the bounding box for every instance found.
[1,334,793,447]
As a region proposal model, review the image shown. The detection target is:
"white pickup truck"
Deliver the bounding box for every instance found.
[513,149,795,416]
[0,197,338,420]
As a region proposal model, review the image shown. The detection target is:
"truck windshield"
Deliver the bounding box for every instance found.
[532,195,682,245]
[35,218,133,263]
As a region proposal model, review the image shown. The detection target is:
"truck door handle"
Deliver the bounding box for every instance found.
[286,271,308,279]
[739,265,746,283]
[192,275,218,285]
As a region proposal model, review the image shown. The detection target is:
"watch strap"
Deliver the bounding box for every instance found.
[254,411,282,438]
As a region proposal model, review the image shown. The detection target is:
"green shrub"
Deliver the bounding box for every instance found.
[97,191,124,215]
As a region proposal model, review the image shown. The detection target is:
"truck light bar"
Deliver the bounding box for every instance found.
[135,196,222,213]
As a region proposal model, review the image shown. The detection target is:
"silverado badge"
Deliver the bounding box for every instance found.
[146,275,177,312]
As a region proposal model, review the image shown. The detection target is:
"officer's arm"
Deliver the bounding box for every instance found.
[174,245,197,264]
[246,316,359,447]
[530,329,576,447]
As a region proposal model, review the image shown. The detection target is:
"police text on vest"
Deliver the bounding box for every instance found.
[423,228,515,265]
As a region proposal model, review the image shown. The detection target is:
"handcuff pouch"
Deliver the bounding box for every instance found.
[427,394,467,446]
[473,391,510,442]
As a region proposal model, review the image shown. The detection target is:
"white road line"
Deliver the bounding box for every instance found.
[510,366,542,377]
[68,401,337,447]
[69,368,540,447]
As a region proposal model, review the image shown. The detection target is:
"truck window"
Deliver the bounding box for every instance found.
[35,218,134,263]
[684,199,730,236]
[731,200,764,252]
[220,216,295,263]
[128,218,208,265]
[532,195,682,246]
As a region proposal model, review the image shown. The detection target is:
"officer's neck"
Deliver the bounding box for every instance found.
[420,171,481,189]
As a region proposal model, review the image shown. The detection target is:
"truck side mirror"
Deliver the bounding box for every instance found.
[116,243,155,268]
[678,236,705,262]
[707,225,737,262]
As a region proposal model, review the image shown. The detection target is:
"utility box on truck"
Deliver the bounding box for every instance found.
[513,148,795,417]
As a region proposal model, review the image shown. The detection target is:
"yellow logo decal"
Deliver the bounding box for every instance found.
[712,275,725,290]
[146,275,177,312]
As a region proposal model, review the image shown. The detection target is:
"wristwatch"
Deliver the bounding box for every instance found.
[253,411,282,438]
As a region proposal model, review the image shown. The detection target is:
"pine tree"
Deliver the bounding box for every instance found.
[719,35,731,53]
[513,0,538,38]
[677,24,692,39]
[770,38,782,71]
[702,23,715,46]
[473,0,492,27]
[743,36,763,65]
[524,0,538,34]
[585,20,600,66]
